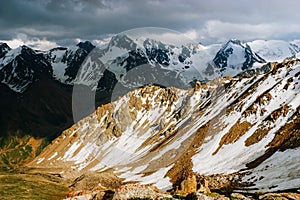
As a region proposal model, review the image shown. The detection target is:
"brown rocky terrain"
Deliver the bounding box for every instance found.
[25,58,300,198]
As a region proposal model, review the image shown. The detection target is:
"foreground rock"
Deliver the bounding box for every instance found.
[65,183,172,200]
[186,192,230,200]
[259,193,300,200]
[230,193,253,200]
[113,183,173,200]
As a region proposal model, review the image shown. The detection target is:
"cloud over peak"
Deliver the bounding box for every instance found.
[0,0,299,49]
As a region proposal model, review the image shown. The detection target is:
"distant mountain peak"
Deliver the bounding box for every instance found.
[0,42,11,58]
[19,45,37,55]
[213,39,266,74]
[110,33,132,42]
[223,39,250,50]
[76,41,95,52]
[227,38,244,45]
[108,34,137,50]
[0,42,10,48]
[49,46,68,52]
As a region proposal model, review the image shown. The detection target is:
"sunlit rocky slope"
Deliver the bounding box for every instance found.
[30,58,300,193]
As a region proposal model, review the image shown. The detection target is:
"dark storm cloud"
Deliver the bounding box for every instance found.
[0,0,300,48]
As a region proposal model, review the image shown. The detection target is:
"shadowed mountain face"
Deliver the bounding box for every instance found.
[0,42,96,140]
[0,79,72,139]
[0,43,11,58]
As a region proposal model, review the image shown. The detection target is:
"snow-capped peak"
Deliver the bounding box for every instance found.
[0,46,24,68]
[227,39,247,46]
[213,39,266,77]
[108,34,137,50]
[47,41,95,83]
[76,41,95,52]
[249,40,300,62]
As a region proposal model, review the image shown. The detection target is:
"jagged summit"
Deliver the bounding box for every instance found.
[0,42,11,58]
[0,42,8,46]
[108,34,137,50]
[0,44,53,92]
[227,38,247,45]
[76,41,95,52]
[49,46,68,52]
[213,39,266,75]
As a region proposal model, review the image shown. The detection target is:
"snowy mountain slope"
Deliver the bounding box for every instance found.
[47,41,95,83]
[48,47,69,82]
[239,148,299,192]
[30,58,300,192]
[0,42,95,93]
[1,37,300,152]
[248,40,300,62]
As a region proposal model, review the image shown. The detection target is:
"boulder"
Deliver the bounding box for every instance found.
[186,192,230,200]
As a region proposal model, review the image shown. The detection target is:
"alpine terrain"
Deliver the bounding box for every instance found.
[0,34,300,199]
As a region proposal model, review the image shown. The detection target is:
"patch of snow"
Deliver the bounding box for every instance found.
[36,157,45,164]
[63,141,81,160]
[0,47,22,68]
[119,164,174,191]
[52,62,68,82]
[240,148,300,192]
[48,152,58,161]
[140,165,174,190]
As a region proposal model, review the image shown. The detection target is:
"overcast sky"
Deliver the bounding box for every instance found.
[0,0,300,50]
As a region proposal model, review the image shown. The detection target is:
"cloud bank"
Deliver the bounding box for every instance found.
[0,0,300,50]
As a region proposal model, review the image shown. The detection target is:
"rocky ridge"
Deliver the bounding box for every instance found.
[29,57,300,194]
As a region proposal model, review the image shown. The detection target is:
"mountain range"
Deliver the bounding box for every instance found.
[0,37,299,140]
[1,37,299,93]
[0,36,299,197]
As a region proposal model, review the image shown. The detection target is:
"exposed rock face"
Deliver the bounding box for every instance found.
[0,43,11,58]
[29,58,300,193]
[112,184,160,200]
[230,193,253,200]
[186,192,230,200]
[198,180,211,194]
[258,193,300,200]
[177,173,198,195]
